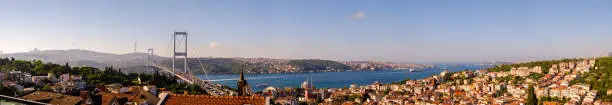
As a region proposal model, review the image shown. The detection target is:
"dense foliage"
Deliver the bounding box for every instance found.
[0,85,17,96]
[487,58,582,73]
[485,57,612,102]
[570,57,612,101]
[526,85,537,105]
[392,78,411,85]
[539,96,568,103]
[288,59,351,71]
[0,57,207,95]
[527,73,544,80]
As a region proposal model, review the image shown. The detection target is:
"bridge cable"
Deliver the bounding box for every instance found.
[192,48,212,82]
[164,34,174,59]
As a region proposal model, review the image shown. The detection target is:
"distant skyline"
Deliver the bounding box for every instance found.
[1,0,612,63]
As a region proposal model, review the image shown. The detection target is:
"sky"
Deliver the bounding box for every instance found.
[1,0,612,63]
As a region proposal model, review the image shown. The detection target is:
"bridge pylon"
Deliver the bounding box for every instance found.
[173,31,188,74]
[147,48,155,71]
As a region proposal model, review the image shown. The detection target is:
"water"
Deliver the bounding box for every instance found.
[198,64,491,92]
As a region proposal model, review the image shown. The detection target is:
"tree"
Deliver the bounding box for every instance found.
[0,85,17,96]
[383,89,391,95]
[394,78,411,85]
[41,85,54,92]
[526,85,538,105]
[347,94,362,102]
[0,58,208,95]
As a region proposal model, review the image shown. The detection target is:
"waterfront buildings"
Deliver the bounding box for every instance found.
[256,58,605,105]
[1,58,609,105]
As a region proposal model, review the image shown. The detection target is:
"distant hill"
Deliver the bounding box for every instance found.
[0,49,167,70]
[0,49,425,75]
[0,49,353,74]
[157,58,352,74]
[288,59,351,70]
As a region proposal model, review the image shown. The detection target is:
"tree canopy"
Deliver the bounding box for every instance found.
[0,57,208,95]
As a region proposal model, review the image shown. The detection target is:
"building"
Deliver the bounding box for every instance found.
[0,72,4,81]
[262,86,278,98]
[0,94,48,105]
[79,91,93,105]
[237,67,252,96]
[275,96,297,105]
[20,91,83,105]
[7,71,25,82]
[105,83,129,94]
[143,85,157,96]
[60,74,70,82]
[31,73,58,85]
[158,93,268,105]
[93,86,160,105]
[535,87,549,97]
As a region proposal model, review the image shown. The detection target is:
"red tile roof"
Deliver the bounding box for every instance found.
[20,91,82,105]
[99,95,118,105]
[162,94,266,105]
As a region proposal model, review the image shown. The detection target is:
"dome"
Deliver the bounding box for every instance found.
[263,86,277,93]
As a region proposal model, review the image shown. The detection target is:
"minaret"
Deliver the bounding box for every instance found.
[305,79,309,102]
[303,73,311,102]
[134,39,137,53]
[237,67,250,96]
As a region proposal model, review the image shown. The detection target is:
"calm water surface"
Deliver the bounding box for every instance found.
[197,64,491,91]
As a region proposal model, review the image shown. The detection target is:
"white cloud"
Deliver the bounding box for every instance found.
[209,41,218,48]
[352,11,365,19]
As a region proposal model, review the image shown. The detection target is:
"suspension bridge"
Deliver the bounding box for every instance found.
[146,31,236,96]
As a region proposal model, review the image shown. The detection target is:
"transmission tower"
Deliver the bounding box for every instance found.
[172,31,188,74]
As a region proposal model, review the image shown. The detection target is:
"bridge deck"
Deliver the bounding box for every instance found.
[153,64,235,96]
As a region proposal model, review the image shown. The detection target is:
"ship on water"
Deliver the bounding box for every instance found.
[256,84,268,87]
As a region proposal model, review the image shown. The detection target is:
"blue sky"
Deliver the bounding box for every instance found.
[1,0,611,63]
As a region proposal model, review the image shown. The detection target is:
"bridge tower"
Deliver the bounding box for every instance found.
[173,31,188,74]
[147,48,155,66]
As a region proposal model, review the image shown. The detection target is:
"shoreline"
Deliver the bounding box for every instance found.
[195,67,439,76]
[200,65,491,91]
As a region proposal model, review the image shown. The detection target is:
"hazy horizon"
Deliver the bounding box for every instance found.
[2,0,612,63]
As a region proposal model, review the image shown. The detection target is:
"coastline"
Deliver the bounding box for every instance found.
[199,64,492,91]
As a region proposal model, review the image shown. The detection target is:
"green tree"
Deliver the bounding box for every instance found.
[0,85,17,96]
[394,78,411,84]
[383,89,391,95]
[347,94,362,102]
[41,85,54,92]
[526,85,538,105]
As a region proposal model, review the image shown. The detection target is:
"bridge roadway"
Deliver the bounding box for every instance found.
[152,64,236,96]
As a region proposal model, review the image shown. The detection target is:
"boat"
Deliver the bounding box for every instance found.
[409,69,422,72]
[393,68,408,70]
[256,84,268,87]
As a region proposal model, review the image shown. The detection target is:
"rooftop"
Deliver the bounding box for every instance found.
[20,91,82,105]
[161,94,266,105]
